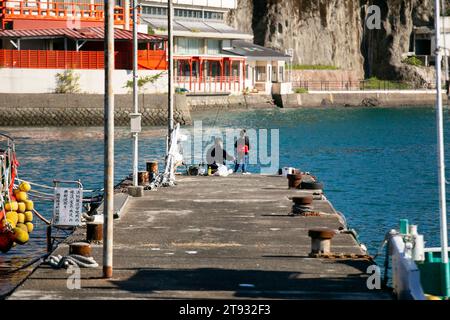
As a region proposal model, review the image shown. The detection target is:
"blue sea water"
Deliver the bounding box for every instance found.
[1,107,449,273]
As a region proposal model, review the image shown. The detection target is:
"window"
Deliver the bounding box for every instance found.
[279,66,284,82]
[176,37,203,55]
[222,40,231,49]
[255,66,266,82]
[207,39,221,55]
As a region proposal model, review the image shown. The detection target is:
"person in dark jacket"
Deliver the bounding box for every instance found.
[234,129,250,174]
[206,137,235,173]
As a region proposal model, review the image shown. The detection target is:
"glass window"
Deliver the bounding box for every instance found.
[279,66,284,82]
[207,39,221,55]
[176,38,203,55]
[255,66,266,82]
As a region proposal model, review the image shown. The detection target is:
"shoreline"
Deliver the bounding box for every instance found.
[0,91,444,127]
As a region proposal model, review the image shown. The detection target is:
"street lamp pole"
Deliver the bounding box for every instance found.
[167,0,174,150]
[103,0,115,279]
[132,0,139,187]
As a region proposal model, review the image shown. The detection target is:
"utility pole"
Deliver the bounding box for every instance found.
[103,0,115,279]
[167,0,174,150]
[124,0,131,31]
[131,0,140,187]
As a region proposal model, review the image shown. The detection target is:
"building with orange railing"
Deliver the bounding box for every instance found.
[0,0,292,95]
[0,26,167,70]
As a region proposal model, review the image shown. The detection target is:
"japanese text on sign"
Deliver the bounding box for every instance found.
[53,187,83,226]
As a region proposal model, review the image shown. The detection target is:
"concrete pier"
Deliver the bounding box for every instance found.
[8,175,392,300]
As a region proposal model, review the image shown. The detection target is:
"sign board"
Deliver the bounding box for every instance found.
[53,187,83,226]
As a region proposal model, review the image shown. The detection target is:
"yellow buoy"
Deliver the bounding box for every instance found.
[19,182,31,192]
[17,213,25,224]
[5,201,18,212]
[17,202,26,213]
[12,227,29,245]
[6,211,18,225]
[25,222,34,233]
[24,200,34,211]
[16,223,28,233]
[6,218,16,229]
[15,192,28,202]
[24,211,33,223]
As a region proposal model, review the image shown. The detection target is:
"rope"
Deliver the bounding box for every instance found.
[45,254,98,269]
[16,178,104,194]
[33,208,51,225]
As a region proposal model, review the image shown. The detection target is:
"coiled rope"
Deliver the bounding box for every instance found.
[45,254,98,269]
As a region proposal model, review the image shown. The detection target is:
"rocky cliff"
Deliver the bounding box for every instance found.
[227,0,441,83]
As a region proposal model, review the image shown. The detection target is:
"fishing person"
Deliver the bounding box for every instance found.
[234,129,250,174]
[206,137,235,174]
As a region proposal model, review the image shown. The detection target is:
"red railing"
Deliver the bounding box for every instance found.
[0,1,132,27]
[0,49,105,69]
[0,49,167,70]
[138,50,167,70]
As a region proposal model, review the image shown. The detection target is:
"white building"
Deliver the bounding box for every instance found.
[139,0,292,95]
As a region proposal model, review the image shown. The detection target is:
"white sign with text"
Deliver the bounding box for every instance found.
[53,187,83,226]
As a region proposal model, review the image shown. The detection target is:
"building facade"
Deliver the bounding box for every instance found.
[0,0,292,95]
[139,0,291,94]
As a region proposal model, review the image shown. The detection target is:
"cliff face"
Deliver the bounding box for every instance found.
[228,0,439,82]
[362,0,434,82]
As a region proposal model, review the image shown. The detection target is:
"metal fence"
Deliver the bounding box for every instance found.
[292,80,433,92]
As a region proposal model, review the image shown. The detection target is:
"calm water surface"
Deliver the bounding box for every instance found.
[1,107,449,284]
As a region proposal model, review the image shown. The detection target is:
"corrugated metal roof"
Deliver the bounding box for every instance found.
[0,27,163,41]
[142,16,251,36]
[223,40,291,60]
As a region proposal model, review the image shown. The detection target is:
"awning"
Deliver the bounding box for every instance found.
[0,27,164,42]
[141,16,253,40]
[223,40,291,61]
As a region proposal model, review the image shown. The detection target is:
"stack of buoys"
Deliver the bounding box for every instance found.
[0,181,34,253]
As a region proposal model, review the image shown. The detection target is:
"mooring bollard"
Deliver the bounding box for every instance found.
[87,222,103,242]
[128,185,144,197]
[308,228,336,256]
[287,173,302,189]
[69,242,92,257]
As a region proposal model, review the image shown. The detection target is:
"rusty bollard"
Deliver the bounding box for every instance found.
[87,222,103,242]
[287,173,302,189]
[308,228,336,256]
[69,242,92,257]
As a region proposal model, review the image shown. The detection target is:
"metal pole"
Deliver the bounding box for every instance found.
[434,0,450,297]
[132,0,139,187]
[103,0,114,279]
[167,0,174,150]
[124,0,130,31]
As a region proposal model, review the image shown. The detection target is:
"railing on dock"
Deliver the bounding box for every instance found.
[292,80,434,92]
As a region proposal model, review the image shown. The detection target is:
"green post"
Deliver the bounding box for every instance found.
[400,219,409,234]
[441,262,450,297]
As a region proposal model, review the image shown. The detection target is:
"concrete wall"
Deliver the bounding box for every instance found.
[187,93,276,111]
[290,69,361,82]
[279,91,442,108]
[0,68,168,94]
[0,93,191,126]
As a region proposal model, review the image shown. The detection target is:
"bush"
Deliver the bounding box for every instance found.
[294,88,309,94]
[289,64,339,70]
[402,56,424,67]
[55,70,80,93]
[124,72,165,93]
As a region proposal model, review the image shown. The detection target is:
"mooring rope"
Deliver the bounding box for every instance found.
[45,254,98,269]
